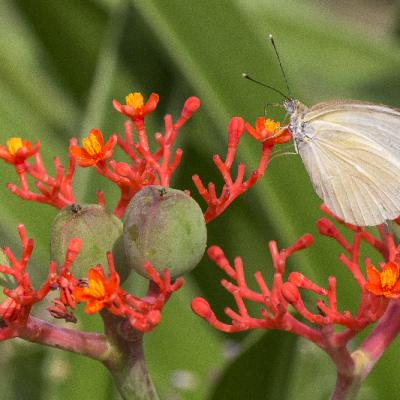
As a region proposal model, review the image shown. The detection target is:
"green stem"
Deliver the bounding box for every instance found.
[102,312,159,400]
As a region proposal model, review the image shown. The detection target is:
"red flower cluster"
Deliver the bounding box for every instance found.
[71,92,200,217]
[0,92,201,218]
[192,206,395,349]
[0,91,292,340]
[0,225,57,339]
[70,255,183,332]
[193,116,287,223]
[0,136,75,208]
[1,89,289,225]
[0,226,181,335]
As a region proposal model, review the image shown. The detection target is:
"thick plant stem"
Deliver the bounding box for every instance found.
[329,301,400,399]
[18,316,110,360]
[330,373,361,400]
[102,312,159,400]
[354,300,400,380]
[322,328,359,400]
[328,348,359,400]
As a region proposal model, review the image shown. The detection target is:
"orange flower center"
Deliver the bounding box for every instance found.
[7,137,23,155]
[82,132,102,157]
[264,119,280,133]
[125,92,144,111]
[380,265,398,291]
[86,276,106,299]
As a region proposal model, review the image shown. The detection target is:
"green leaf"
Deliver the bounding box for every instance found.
[210,331,298,400]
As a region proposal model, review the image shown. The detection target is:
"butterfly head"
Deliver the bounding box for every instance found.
[283,99,298,115]
[284,99,311,145]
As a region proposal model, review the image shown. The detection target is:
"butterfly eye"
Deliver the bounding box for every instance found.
[301,122,306,129]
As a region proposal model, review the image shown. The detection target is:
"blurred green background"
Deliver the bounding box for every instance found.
[0,0,400,399]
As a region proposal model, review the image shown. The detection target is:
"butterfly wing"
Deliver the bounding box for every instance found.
[298,102,400,226]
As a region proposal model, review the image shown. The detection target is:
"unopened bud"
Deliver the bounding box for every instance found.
[281,282,300,304]
[191,297,212,319]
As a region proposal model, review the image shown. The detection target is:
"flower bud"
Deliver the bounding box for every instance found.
[123,186,207,279]
[51,204,130,282]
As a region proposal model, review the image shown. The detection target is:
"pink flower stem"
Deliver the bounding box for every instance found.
[356,300,400,380]
[330,372,361,400]
[321,334,360,400]
[325,346,359,400]
[17,316,109,360]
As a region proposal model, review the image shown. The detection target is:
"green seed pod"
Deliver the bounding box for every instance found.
[123,185,207,279]
[51,204,130,282]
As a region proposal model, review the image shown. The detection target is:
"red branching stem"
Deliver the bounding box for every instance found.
[7,150,76,208]
[117,121,140,162]
[194,209,398,384]
[0,225,60,329]
[193,117,274,223]
[70,253,183,333]
[96,190,106,206]
[114,264,183,333]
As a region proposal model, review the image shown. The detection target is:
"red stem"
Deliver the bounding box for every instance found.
[17,316,109,360]
[357,300,400,379]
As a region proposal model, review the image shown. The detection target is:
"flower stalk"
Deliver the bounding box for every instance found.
[102,312,159,400]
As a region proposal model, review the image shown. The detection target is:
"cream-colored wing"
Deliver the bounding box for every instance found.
[306,101,400,152]
[298,105,400,226]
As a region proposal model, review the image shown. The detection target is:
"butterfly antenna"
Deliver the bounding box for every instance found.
[268,34,292,99]
[242,73,290,101]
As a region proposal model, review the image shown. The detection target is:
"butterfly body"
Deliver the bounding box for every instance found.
[284,99,400,226]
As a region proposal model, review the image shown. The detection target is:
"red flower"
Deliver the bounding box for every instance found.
[0,137,39,165]
[70,129,116,167]
[245,117,291,144]
[113,92,159,121]
[73,267,120,313]
[365,261,400,299]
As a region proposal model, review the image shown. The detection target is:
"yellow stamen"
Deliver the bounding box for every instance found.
[7,137,23,155]
[380,266,397,291]
[264,119,280,133]
[125,92,144,110]
[82,132,102,156]
[87,277,105,298]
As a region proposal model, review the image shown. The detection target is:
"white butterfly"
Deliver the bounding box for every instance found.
[285,99,400,226]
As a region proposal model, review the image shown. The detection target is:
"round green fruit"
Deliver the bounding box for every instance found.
[123,186,207,279]
[51,204,129,282]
